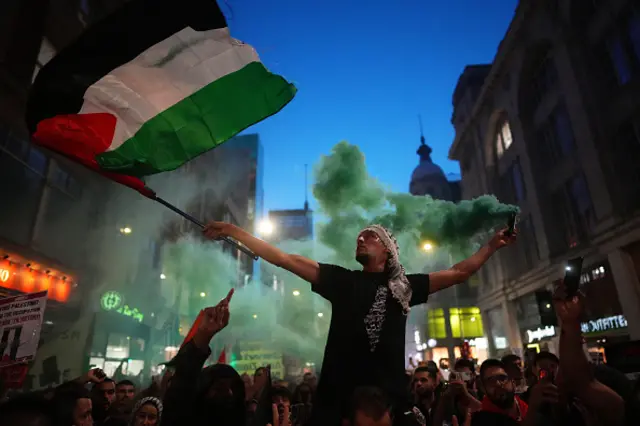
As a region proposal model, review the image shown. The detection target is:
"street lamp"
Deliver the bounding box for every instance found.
[199,292,206,298]
[317,312,324,318]
[292,290,300,296]
[252,314,258,319]
[257,219,274,237]
[160,273,166,280]
[422,242,434,252]
[120,227,132,235]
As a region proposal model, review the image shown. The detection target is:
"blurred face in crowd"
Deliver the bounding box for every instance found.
[303,372,317,389]
[73,397,93,426]
[481,366,516,409]
[206,376,237,411]
[272,394,291,409]
[504,358,524,381]
[94,381,116,410]
[353,409,393,426]
[116,383,136,401]
[356,230,388,267]
[133,403,159,426]
[413,370,437,396]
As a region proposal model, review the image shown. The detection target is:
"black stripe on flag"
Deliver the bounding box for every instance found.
[26,0,227,133]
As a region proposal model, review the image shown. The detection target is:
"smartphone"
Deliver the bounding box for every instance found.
[564,257,584,299]
[505,212,518,237]
[538,368,554,384]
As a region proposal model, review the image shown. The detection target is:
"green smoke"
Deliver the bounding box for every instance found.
[314,141,518,268]
[164,141,518,369]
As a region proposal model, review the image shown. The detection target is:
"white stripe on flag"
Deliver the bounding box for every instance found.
[79,27,259,152]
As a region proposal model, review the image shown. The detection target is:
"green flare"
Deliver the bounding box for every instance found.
[313,141,519,267]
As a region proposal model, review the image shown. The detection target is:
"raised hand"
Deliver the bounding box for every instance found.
[193,289,234,348]
[488,228,518,250]
[552,281,583,325]
[267,403,291,426]
[203,221,231,240]
[78,367,106,384]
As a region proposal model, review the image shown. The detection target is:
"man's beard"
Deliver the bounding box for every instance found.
[490,390,516,409]
[415,386,434,402]
[355,253,370,265]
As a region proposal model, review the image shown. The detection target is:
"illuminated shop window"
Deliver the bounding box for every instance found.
[427,309,447,339]
[449,307,484,338]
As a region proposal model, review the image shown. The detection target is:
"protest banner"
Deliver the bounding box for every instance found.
[0,291,48,367]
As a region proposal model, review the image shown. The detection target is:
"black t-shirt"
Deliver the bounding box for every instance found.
[310,263,430,424]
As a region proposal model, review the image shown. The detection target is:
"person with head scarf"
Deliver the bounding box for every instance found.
[130,397,162,426]
[204,221,517,425]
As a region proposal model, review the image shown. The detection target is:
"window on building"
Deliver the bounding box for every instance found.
[512,159,526,202]
[449,307,484,338]
[568,173,596,231]
[518,215,540,271]
[495,119,513,159]
[553,104,575,156]
[427,309,447,339]
[537,104,575,165]
[530,52,558,106]
[607,35,632,85]
[611,119,640,209]
[550,189,580,250]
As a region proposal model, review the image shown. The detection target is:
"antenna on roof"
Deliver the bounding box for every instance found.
[418,114,426,145]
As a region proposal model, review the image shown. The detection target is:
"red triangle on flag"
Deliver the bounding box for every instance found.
[217,348,226,364]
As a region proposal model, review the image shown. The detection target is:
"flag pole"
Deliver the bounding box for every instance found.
[154,196,258,260]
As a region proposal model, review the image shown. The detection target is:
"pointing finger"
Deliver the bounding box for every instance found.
[271,404,279,426]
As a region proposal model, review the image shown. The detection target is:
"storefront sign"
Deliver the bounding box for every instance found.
[581,315,628,334]
[0,268,9,282]
[100,291,143,323]
[467,338,488,349]
[526,325,556,343]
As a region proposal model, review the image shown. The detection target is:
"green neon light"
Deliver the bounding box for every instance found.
[100,291,144,323]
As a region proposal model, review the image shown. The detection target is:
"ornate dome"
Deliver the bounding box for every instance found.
[409,137,451,199]
[410,160,446,182]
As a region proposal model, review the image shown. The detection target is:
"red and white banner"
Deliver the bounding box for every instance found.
[0,291,48,366]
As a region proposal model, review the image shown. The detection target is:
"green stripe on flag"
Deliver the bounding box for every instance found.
[96,61,296,176]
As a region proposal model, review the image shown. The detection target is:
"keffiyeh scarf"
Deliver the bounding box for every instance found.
[358,224,412,315]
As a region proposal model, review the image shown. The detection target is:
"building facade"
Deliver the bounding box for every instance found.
[0,0,170,387]
[407,133,488,366]
[449,0,640,358]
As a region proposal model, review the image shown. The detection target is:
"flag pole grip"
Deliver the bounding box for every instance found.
[154,196,259,260]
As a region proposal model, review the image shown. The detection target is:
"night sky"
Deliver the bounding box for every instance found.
[226,0,518,212]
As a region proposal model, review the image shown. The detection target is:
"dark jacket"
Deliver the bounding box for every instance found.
[162,341,246,426]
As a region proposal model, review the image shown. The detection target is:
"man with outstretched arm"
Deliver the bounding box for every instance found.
[203,222,517,426]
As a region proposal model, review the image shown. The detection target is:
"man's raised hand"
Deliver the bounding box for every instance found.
[203,221,231,240]
[193,289,234,348]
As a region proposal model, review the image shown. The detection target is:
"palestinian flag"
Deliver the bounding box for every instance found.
[26,0,296,193]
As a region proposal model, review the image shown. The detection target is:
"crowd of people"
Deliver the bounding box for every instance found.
[1,280,639,426]
[1,223,639,425]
